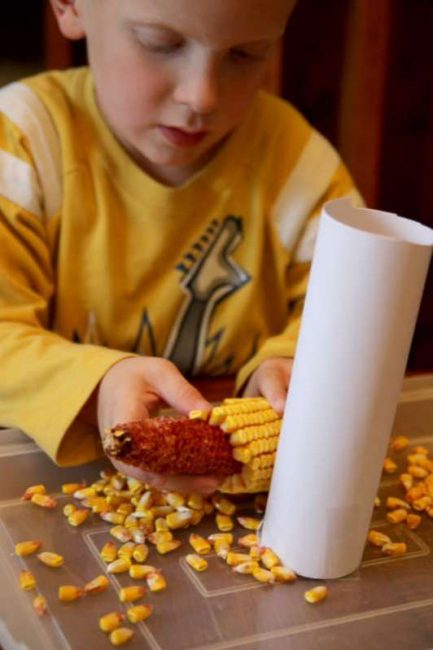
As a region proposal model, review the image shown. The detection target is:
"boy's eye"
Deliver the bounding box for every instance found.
[230,47,270,63]
[138,40,183,55]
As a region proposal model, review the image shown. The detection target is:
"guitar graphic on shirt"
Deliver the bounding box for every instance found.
[164,215,250,375]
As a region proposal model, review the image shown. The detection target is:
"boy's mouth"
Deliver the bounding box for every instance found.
[158,125,208,147]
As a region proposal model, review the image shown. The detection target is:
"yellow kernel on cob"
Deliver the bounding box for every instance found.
[383,458,398,474]
[368,530,392,547]
[19,569,36,591]
[126,604,153,623]
[110,627,134,646]
[386,497,410,510]
[119,586,146,603]
[156,539,182,555]
[31,493,57,509]
[247,452,276,471]
[68,508,90,527]
[271,566,297,583]
[216,514,234,532]
[100,542,118,563]
[110,526,132,543]
[118,542,136,560]
[15,540,42,557]
[260,548,281,570]
[237,516,261,531]
[22,484,47,501]
[61,482,86,495]
[63,503,77,517]
[133,543,149,563]
[58,585,84,602]
[107,558,131,574]
[186,554,208,572]
[232,447,253,463]
[390,436,409,451]
[165,510,193,529]
[226,552,252,567]
[33,594,47,616]
[212,495,236,516]
[386,508,408,524]
[382,542,407,557]
[220,409,279,433]
[84,575,109,594]
[233,560,260,575]
[407,513,422,530]
[229,420,281,447]
[252,568,275,584]
[304,585,328,603]
[147,570,167,592]
[189,533,211,555]
[99,612,125,633]
[37,552,64,568]
[238,533,259,549]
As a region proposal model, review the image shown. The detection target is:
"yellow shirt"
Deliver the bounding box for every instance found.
[0,68,362,465]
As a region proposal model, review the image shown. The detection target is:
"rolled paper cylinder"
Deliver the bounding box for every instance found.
[261,198,433,579]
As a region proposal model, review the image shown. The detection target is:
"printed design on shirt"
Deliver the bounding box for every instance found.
[164,215,250,376]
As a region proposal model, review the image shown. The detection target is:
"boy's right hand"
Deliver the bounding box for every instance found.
[97,357,219,494]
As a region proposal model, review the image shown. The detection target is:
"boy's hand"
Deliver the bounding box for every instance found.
[242,357,294,415]
[97,357,219,493]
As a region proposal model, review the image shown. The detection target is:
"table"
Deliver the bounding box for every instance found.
[0,374,432,649]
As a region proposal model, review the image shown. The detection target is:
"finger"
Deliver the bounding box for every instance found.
[146,360,212,415]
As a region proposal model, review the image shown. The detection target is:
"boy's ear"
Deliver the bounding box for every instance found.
[49,0,85,40]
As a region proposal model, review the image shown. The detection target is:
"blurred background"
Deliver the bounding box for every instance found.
[1,0,432,369]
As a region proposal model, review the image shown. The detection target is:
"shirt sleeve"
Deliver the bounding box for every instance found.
[0,103,132,467]
[235,158,364,393]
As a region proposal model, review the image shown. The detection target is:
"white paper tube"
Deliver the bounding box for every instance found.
[261,198,433,579]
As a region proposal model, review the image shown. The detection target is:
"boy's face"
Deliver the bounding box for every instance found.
[73,0,294,185]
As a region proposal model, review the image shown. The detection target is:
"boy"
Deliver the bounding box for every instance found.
[0,0,361,491]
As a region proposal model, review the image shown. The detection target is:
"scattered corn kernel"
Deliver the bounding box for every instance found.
[368,530,392,547]
[260,548,281,570]
[186,554,208,572]
[390,436,409,451]
[58,585,84,602]
[156,539,182,555]
[383,458,398,474]
[386,497,410,510]
[407,513,422,530]
[233,560,259,574]
[99,612,125,633]
[118,542,136,560]
[15,540,42,557]
[19,569,36,591]
[110,526,132,543]
[237,533,259,549]
[215,514,234,532]
[62,482,86,495]
[37,551,64,568]
[399,473,414,491]
[108,558,131,574]
[84,575,109,594]
[374,496,381,507]
[127,604,153,624]
[63,503,77,517]
[33,594,47,616]
[304,585,328,603]
[73,487,97,500]
[147,570,167,592]
[68,508,90,527]
[212,495,236,516]
[101,511,126,525]
[165,510,193,529]
[252,568,275,584]
[132,543,149,563]
[22,484,47,501]
[226,551,252,567]
[382,542,407,557]
[271,566,297,583]
[189,533,211,555]
[31,493,57,509]
[100,542,118,563]
[119,586,146,603]
[386,508,408,524]
[237,516,261,531]
[412,495,432,511]
[110,627,134,646]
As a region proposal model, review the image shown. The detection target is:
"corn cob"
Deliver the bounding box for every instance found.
[104,398,282,493]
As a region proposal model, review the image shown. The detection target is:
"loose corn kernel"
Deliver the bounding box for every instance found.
[186,554,208,572]
[117,502,134,516]
[19,569,36,591]
[237,516,261,531]
[212,495,236,516]
[271,566,297,583]
[15,540,42,557]
[233,560,259,575]
[156,539,182,555]
[368,530,392,547]
[63,503,77,517]
[249,546,261,561]
[260,548,281,570]
[124,515,138,529]
[407,513,422,530]
[374,496,381,508]
[84,575,109,594]
[226,552,252,567]
[165,491,186,509]
[37,551,64,568]
[304,585,328,603]
[22,484,47,501]
[383,458,398,474]
[405,484,426,503]
[216,514,234,532]
[110,627,134,646]
[214,540,231,560]
[118,542,136,560]
[151,505,174,517]
[190,509,205,526]
[386,497,410,510]
[119,586,146,603]
[148,530,173,545]
[31,493,57,509]
[129,564,154,580]
[58,585,84,602]
[412,445,429,455]
[108,558,131,574]
[132,543,149,563]
[100,542,118,563]
[390,436,409,451]
[252,568,275,584]
[189,533,211,555]
[101,511,126,525]
[73,487,97,500]
[165,510,193,529]
[110,526,132,543]
[33,594,47,616]
[187,493,204,510]
[382,542,407,557]
[413,495,432,511]
[399,473,414,491]
[127,604,153,623]
[237,533,259,549]
[147,570,167,592]
[130,528,146,545]
[208,532,233,545]
[68,508,90,527]
[99,612,125,633]
[408,466,428,479]
[155,517,170,532]
[61,482,86,495]
[386,508,408,524]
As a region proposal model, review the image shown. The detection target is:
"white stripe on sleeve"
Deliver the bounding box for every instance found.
[0,149,42,216]
[271,130,340,253]
[0,82,62,219]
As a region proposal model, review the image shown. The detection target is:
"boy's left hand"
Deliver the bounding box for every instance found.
[242,357,293,415]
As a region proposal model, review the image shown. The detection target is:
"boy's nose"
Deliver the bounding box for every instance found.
[174,62,219,115]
